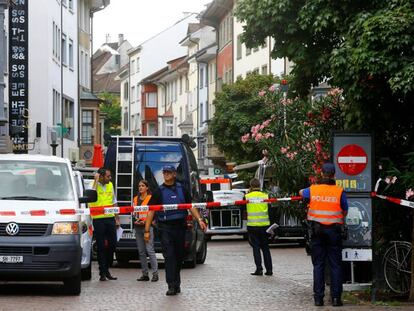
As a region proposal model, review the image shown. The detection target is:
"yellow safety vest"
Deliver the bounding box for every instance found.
[246,191,270,227]
[89,182,115,219]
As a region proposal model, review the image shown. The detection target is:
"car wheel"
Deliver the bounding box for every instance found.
[196,239,207,264]
[116,252,130,265]
[63,272,81,295]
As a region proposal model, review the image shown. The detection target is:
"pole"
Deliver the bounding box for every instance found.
[0,0,8,126]
[60,0,64,157]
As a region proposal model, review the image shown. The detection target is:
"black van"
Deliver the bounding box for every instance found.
[104,136,207,268]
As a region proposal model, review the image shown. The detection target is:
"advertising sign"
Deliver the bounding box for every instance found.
[333,134,372,193]
[343,196,372,248]
[8,0,29,153]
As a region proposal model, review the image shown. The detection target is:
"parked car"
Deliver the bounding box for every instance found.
[103,135,207,268]
[0,154,97,295]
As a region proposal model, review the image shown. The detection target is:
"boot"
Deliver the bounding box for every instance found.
[166,285,177,296]
[151,273,159,282]
[137,274,150,281]
[250,270,263,276]
[332,297,343,307]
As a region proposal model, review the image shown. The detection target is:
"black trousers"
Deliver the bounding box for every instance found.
[248,226,273,273]
[311,223,343,299]
[93,217,117,276]
[158,220,186,288]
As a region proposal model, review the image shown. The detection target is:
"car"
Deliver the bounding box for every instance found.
[0,154,97,295]
[103,135,207,268]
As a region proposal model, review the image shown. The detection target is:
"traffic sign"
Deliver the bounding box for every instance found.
[337,144,368,176]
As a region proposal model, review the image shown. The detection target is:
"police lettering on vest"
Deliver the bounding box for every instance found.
[307,184,344,225]
[156,183,188,222]
[89,182,115,219]
[246,191,270,227]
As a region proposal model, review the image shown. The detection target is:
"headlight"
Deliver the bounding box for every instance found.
[52,222,79,235]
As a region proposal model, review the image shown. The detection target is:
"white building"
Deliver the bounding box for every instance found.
[122,14,197,136]
[3,0,109,158]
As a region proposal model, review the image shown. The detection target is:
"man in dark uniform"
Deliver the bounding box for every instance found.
[144,165,207,296]
[300,163,348,307]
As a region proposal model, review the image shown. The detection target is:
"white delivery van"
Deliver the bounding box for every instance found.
[0,154,97,295]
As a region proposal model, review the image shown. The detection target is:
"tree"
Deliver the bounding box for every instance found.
[235,0,414,164]
[98,92,121,136]
[209,74,276,164]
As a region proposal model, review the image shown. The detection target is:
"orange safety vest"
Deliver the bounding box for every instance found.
[133,195,152,221]
[307,184,344,225]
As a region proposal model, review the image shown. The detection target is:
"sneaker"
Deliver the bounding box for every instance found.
[250,270,263,276]
[137,275,150,281]
[151,273,159,282]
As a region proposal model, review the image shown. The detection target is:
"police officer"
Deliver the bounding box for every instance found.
[144,165,207,296]
[299,163,348,307]
[246,178,273,276]
[90,167,119,281]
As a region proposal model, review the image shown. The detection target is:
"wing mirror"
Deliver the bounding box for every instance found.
[79,189,97,204]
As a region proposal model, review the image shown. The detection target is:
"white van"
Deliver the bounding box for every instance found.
[0,154,97,295]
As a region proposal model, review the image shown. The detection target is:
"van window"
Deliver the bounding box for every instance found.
[0,161,75,201]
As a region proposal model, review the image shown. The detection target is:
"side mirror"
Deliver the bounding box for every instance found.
[79,189,97,204]
[205,191,214,202]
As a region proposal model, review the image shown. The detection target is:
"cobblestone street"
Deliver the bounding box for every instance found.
[0,238,410,311]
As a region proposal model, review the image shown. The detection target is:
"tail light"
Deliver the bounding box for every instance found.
[242,210,247,220]
[186,214,193,229]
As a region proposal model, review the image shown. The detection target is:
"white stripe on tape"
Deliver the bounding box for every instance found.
[337,156,367,164]
[163,204,178,211]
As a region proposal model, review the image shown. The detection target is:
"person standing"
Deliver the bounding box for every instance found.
[144,165,207,296]
[90,167,118,281]
[133,180,158,282]
[299,163,348,307]
[245,178,273,276]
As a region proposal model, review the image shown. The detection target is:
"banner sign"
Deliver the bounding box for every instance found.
[333,134,372,193]
[343,196,372,248]
[8,0,29,153]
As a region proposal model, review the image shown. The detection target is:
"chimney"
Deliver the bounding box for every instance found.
[118,34,124,46]
[105,33,111,43]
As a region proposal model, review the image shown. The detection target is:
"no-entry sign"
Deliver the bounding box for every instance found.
[337,144,368,176]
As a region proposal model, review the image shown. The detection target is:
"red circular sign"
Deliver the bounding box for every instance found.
[337,144,368,176]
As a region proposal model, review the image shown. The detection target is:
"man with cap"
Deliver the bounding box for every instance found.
[144,164,207,296]
[299,162,348,307]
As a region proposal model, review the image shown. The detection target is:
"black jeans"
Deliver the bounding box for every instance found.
[311,223,343,299]
[93,217,117,276]
[158,220,186,288]
[248,226,273,273]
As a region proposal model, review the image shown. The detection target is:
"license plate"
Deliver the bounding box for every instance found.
[121,232,135,240]
[0,256,23,263]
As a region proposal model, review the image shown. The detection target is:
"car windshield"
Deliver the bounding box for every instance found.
[0,161,75,201]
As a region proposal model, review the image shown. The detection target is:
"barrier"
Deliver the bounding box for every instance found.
[371,192,414,208]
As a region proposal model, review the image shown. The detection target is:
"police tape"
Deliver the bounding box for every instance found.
[371,192,414,208]
[0,196,303,217]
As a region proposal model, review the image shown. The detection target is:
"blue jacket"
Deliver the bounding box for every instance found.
[156,182,188,222]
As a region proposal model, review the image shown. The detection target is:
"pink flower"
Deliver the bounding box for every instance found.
[264,133,274,139]
[241,133,250,143]
[258,91,266,97]
[269,85,276,92]
[255,133,264,141]
[263,119,271,127]
[280,147,288,154]
[406,189,414,200]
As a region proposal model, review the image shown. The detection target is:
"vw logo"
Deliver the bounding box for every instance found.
[5,223,19,236]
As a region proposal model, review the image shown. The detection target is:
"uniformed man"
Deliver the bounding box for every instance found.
[246,178,273,276]
[144,165,207,296]
[90,167,119,281]
[299,163,348,307]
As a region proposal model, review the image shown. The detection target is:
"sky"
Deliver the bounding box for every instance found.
[93,0,212,51]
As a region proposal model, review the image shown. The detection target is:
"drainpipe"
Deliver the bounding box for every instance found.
[60,0,64,157]
[189,37,200,161]
[268,37,272,75]
[0,0,10,136]
[128,55,131,135]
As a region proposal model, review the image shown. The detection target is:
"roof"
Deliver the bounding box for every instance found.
[93,71,121,94]
[80,89,103,101]
[200,0,234,26]
[159,106,174,118]
[187,23,202,35]
[141,66,169,84]
[0,154,70,164]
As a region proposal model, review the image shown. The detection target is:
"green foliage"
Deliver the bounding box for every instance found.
[209,74,277,163]
[98,92,121,136]
[235,0,414,166]
[241,86,345,193]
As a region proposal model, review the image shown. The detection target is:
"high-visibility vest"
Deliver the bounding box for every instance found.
[133,194,152,221]
[89,182,115,219]
[307,184,344,225]
[246,191,270,227]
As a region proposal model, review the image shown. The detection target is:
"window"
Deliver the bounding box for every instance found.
[261,65,268,75]
[53,22,56,57]
[200,68,204,89]
[123,111,128,131]
[253,68,260,74]
[68,39,74,69]
[85,52,89,87]
[63,97,74,140]
[262,38,268,49]
[205,68,208,87]
[146,93,157,107]
[246,47,251,56]
[147,123,156,136]
[62,0,67,7]
[131,86,135,102]
[136,58,140,73]
[80,51,84,85]
[180,107,183,123]
[115,55,120,66]
[136,85,140,102]
[253,47,259,53]
[123,82,129,100]
[57,28,61,61]
[68,0,73,10]
[131,60,135,74]
[179,76,183,95]
[200,102,204,124]
[237,34,242,59]
[82,110,93,145]
[165,119,173,137]
[53,89,61,125]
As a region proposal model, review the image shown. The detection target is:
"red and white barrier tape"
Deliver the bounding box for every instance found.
[371,192,414,208]
[0,196,303,217]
